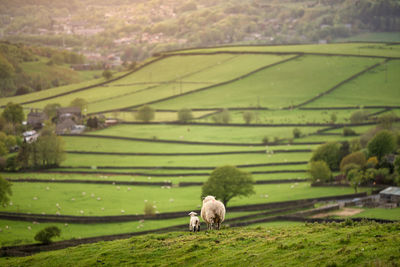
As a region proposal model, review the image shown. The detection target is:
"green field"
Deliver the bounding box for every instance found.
[0,182,366,216]
[154,56,383,110]
[306,59,400,107]
[1,43,398,255]
[88,124,324,143]
[2,223,399,266]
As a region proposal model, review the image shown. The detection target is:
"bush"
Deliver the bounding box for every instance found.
[367,130,396,160]
[311,142,341,171]
[340,151,366,172]
[221,109,230,124]
[177,108,193,123]
[308,160,332,184]
[262,136,269,145]
[144,202,155,216]
[293,128,301,138]
[34,226,61,244]
[349,138,362,153]
[343,127,357,136]
[350,110,369,124]
[243,111,255,124]
[366,157,379,168]
[135,105,155,122]
[102,69,113,80]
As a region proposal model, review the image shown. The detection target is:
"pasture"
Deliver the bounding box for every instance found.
[0,43,398,252]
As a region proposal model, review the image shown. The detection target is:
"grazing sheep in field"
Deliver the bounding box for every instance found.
[201,196,226,230]
[188,212,200,232]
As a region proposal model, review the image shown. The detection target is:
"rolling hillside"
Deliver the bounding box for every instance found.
[0,42,399,259]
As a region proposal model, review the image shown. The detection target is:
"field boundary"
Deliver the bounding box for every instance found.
[56,161,308,171]
[291,59,389,109]
[89,54,302,115]
[2,56,167,107]
[65,149,312,156]
[0,192,367,224]
[20,169,308,177]
[60,133,337,147]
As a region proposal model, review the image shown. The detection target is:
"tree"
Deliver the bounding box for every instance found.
[308,160,332,184]
[350,110,369,124]
[0,53,15,80]
[178,108,193,123]
[2,102,24,126]
[102,69,113,80]
[367,130,396,160]
[35,129,65,167]
[311,142,341,171]
[135,105,155,122]
[43,103,61,120]
[221,109,230,124]
[243,111,255,124]
[293,128,301,138]
[201,165,254,207]
[378,112,397,129]
[34,226,61,244]
[347,168,376,193]
[330,113,337,124]
[0,175,12,206]
[340,151,366,172]
[69,98,88,113]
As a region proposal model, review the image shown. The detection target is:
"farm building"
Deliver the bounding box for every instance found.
[379,187,400,206]
[57,107,82,122]
[27,109,48,129]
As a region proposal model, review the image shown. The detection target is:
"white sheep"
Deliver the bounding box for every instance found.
[188,211,200,232]
[200,196,226,230]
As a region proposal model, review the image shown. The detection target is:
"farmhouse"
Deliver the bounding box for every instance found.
[27,109,48,129]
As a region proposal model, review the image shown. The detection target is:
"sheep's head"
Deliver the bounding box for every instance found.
[188,211,197,216]
[202,196,216,204]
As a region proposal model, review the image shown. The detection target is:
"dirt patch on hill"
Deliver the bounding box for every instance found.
[311,208,364,218]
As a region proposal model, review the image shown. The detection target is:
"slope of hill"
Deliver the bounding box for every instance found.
[1,222,399,266]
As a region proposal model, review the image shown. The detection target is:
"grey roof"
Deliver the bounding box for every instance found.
[380,187,400,196]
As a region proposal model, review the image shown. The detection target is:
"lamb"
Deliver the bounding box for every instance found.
[200,196,226,230]
[188,211,200,232]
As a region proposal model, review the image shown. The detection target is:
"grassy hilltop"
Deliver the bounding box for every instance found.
[1,222,400,266]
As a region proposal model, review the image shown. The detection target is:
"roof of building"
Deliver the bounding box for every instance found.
[56,118,77,134]
[57,107,81,115]
[380,187,400,196]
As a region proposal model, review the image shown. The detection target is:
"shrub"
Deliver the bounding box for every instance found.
[262,136,269,145]
[102,69,113,80]
[350,138,362,152]
[378,112,397,129]
[135,105,155,122]
[243,111,255,124]
[311,142,341,171]
[366,157,379,168]
[144,202,155,216]
[330,113,337,124]
[367,130,396,160]
[293,128,301,138]
[34,226,61,244]
[0,175,12,206]
[177,108,193,123]
[340,151,366,172]
[221,109,230,124]
[343,127,357,136]
[350,110,369,124]
[308,160,332,184]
